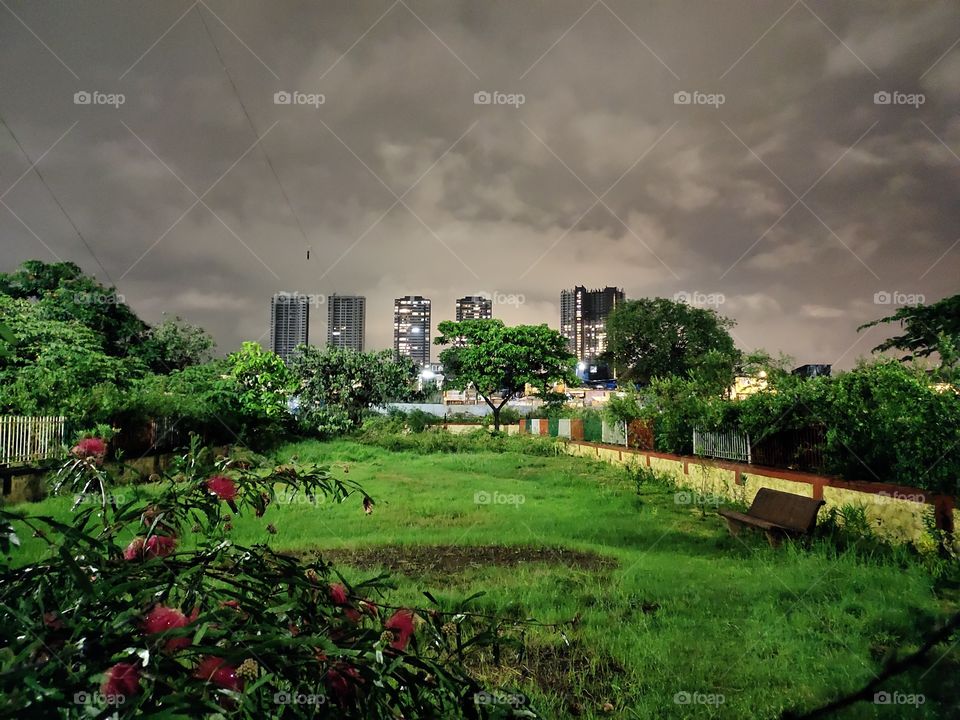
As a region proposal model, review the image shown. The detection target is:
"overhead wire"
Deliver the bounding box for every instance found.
[0,112,116,286]
[195,6,313,260]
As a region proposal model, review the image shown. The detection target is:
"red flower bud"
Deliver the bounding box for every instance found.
[123,537,145,560]
[205,475,237,502]
[143,605,192,652]
[325,663,361,705]
[384,609,416,651]
[101,662,140,700]
[194,656,242,691]
[143,534,176,558]
[328,583,348,606]
[71,437,107,463]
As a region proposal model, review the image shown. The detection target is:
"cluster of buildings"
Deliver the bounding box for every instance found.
[268,287,625,379]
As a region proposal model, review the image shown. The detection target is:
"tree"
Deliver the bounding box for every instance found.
[858,294,960,376]
[0,295,143,421]
[435,320,577,431]
[138,315,216,372]
[0,260,146,358]
[291,346,418,436]
[224,342,294,420]
[605,298,738,385]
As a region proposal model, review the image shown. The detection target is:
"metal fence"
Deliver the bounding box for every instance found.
[751,425,827,473]
[0,415,67,467]
[693,427,752,464]
[112,417,191,457]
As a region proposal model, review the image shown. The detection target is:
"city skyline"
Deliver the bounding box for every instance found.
[2,2,958,370]
[267,288,626,361]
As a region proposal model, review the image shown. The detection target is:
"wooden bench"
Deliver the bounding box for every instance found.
[719,488,825,547]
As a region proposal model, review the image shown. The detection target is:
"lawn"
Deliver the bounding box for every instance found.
[10,438,959,719]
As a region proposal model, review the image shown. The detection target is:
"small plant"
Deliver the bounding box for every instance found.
[624,464,674,496]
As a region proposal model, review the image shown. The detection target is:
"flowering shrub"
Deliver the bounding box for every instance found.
[0,441,537,718]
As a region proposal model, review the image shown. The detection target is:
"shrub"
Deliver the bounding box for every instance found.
[0,441,538,718]
[406,409,442,433]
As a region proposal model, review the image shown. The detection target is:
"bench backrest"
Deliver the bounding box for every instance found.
[748,488,825,533]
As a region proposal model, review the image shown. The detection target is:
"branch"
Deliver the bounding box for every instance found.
[782,610,960,719]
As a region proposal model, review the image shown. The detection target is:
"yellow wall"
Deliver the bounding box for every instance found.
[443,424,519,436]
[560,441,942,546]
[822,486,929,544]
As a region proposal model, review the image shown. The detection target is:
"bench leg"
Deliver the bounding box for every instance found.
[723,517,742,537]
[764,529,785,548]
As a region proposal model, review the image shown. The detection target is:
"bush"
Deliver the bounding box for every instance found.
[821,361,960,493]
[406,409,442,433]
[0,441,538,718]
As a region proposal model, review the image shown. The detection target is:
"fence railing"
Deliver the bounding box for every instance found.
[0,415,67,467]
[693,427,752,464]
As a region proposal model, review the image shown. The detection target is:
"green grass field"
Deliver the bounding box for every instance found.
[10,438,959,719]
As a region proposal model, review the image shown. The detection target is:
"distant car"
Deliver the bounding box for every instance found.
[586,379,617,390]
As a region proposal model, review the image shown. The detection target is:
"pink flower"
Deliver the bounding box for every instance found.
[101,662,140,700]
[384,610,416,651]
[328,583,348,606]
[325,663,361,705]
[123,537,145,560]
[194,656,242,691]
[71,437,106,462]
[360,600,379,618]
[205,475,237,502]
[143,535,176,558]
[143,605,192,652]
[43,611,64,630]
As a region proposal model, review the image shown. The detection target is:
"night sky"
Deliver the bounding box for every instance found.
[1,1,958,366]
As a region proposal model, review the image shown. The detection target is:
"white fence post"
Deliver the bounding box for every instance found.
[0,415,68,467]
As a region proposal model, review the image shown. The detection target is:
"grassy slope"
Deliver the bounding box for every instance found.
[8,439,958,719]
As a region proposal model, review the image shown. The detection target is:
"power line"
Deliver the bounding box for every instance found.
[195,6,313,260]
[0,113,116,286]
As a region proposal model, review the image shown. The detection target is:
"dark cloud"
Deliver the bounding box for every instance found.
[1,0,958,366]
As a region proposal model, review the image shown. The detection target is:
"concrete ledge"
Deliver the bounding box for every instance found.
[558,440,955,544]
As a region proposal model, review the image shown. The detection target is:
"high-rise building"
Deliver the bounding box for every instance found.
[270,292,310,363]
[560,286,624,373]
[327,294,366,352]
[394,295,431,366]
[455,295,493,321]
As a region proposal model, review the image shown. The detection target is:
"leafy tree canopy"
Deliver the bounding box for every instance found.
[435,319,576,430]
[859,293,960,375]
[0,295,143,419]
[225,342,294,420]
[291,346,418,436]
[138,314,216,373]
[0,260,146,358]
[605,298,738,385]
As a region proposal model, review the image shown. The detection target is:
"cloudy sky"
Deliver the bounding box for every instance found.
[1,0,958,366]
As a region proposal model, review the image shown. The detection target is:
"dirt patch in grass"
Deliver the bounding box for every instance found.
[311,545,616,576]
